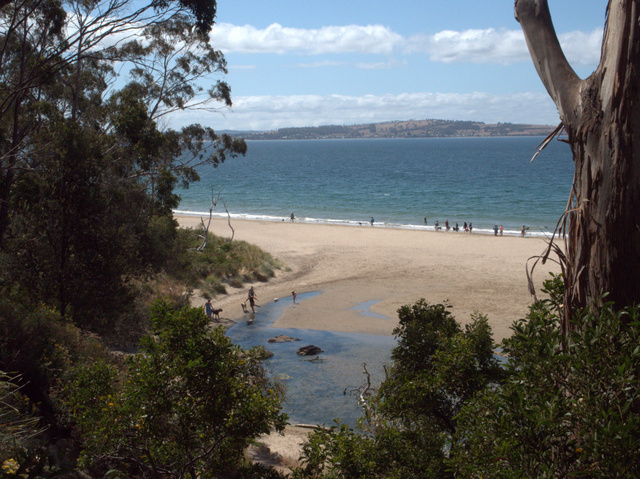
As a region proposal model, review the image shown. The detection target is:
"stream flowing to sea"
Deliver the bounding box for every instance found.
[226,293,395,427]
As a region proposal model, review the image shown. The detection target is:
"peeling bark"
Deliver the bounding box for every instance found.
[516,0,640,334]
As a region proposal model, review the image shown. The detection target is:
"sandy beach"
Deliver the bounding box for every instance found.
[176,214,561,343]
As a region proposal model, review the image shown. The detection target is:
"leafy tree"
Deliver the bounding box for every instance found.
[515,0,640,332]
[376,301,504,437]
[0,0,246,334]
[65,300,288,478]
[0,0,244,250]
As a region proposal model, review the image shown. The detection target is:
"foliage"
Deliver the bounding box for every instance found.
[0,372,43,459]
[166,227,282,297]
[377,301,504,435]
[0,0,247,336]
[293,301,504,479]
[64,300,287,478]
[0,372,65,478]
[451,276,640,478]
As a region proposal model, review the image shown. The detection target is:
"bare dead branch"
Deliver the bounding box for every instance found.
[530,122,565,163]
[196,189,221,251]
[223,200,235,243]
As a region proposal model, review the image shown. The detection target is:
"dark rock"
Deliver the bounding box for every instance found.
[268,335,301,343]
[296,345,324,356]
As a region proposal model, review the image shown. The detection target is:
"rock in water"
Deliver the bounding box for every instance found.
[296,345,324,356]
[268,335,301,343]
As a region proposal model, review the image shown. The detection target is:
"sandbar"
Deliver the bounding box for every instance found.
[176,215,561,343]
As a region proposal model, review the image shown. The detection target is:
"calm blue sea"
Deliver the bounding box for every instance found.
[175,136,574,237]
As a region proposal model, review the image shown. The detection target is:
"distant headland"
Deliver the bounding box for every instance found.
[230,119,556,140]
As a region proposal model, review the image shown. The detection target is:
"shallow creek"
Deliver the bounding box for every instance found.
[226,292,396,426]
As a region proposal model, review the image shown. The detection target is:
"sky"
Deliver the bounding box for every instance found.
[168,0,608,131]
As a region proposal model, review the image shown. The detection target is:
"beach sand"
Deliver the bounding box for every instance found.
[176,214,561,343]
[176,214,562,471]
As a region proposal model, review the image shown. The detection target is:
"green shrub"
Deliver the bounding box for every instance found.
[452,276,640,478]
[64,299,287,477]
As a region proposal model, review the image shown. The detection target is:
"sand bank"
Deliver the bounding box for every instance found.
[176,215,561,343]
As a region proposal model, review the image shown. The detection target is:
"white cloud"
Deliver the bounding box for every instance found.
[422,27,602,66]
[355,59,407,70]
[558,29,603,65]
[296,60,346,68]
[210,22,403,54]
[211,22,602,67]
[423,28,527,64]
[169,91,562,131]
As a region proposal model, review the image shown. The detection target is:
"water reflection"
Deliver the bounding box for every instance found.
[226,292,396,427]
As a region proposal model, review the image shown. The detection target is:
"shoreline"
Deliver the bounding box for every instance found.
[176,213,562,343]
[173,210,556,239]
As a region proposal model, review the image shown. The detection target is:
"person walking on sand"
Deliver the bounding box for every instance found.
[469,222,473,233]
[204,299,213,320]
[292,291,297,303]
[247,287,257,313]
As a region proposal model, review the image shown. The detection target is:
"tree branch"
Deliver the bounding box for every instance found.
[514,0,583,123]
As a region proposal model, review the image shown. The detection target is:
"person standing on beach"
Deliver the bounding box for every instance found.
[500,225,503,236]
[292,291,297,304]
[247,287,257,313]
[205,299,213,319]
[424,217,427,225]
[469,223,473,233]
[494,224,499,236]
[370,217,375,226]
[521,225,526,238]
[290,212,295,222]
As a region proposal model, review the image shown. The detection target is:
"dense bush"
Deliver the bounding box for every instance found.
[451,277,640,478]
[64,300,287,477]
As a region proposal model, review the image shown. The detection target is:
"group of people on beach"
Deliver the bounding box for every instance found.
[429,218,473,233]
[205,287,299,322]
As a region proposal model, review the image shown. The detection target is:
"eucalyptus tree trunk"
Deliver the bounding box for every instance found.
[515,0,640,334]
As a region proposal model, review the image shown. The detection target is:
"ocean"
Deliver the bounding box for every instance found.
[175,136,575,237]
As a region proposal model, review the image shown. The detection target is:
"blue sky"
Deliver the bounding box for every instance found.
[169,1,607,131]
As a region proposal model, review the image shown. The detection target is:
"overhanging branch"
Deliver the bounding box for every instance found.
[515,0,583,123]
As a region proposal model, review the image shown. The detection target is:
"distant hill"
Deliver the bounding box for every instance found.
[238,119,555,140]
[241,120,554,140]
